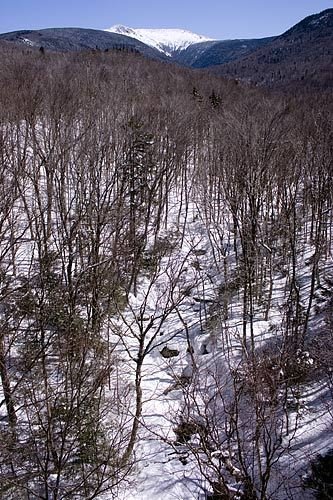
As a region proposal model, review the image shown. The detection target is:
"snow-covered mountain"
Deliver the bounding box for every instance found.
[106,25,214,56]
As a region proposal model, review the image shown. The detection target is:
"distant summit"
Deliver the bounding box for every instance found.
[106,25,214,56]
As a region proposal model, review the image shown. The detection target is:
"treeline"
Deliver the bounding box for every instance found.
[0,45,331,498]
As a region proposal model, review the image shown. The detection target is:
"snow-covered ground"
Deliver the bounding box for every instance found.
[1,118,332,499]
[107,188,333,499]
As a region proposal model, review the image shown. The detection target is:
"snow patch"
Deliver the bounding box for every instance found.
[20,37,35,47]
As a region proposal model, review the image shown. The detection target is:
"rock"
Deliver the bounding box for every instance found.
[160,345,180,358]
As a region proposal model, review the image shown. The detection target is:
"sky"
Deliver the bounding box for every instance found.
[1,0,332,39]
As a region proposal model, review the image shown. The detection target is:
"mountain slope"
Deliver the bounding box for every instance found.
[213,8,333,90]
[0,27,169,61]
[106,25,214,56]
[175,37,273,68]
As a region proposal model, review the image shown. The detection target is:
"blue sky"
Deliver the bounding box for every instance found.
[1,1,332,39]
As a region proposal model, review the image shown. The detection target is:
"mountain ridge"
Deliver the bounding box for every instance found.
[0,27,169,61]
[0,8,332,92]
[213,8,333,91]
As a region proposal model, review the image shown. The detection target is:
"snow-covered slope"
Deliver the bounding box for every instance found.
[106,25,214,56]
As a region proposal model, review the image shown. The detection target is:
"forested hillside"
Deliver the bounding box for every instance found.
[214,8,333,92]
[0,46,332,499]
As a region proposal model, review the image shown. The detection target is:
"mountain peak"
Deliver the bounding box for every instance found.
[106,25,214,56]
